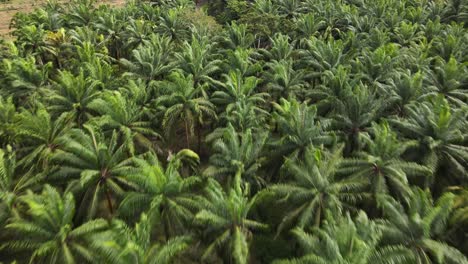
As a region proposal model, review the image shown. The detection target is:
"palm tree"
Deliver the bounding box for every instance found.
[194,173,267,264]
[264,59,309,99]
[270,98,334,160]
[51,126,134,220]
[175,35,222,87]
[260,33,296,62]
[1,185,109,264]
[89,91,158,155]
[16,106,71,169]
[211,70,269,118]
[0,56,50,102]
[222,22,255,50]
[204,124,268,189]
[0,97,19,147]
[273,211,413,264]
[118,150,202,239]
[389,97,468,186]
[264,146,366,234]
[0,147,43,226]
[331,85,391,154]
[378,189,468,264]
[99,213,191,264]
[156,72,216,150]
[45,70,101,126]
[341,121,431,202]
[426,57,468,108]
[120,34,176,84]
[156,9,189,43]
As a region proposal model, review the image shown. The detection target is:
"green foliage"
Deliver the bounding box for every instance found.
[1,0,468,262]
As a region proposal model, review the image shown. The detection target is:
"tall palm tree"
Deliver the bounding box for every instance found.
[51,126,134,220]
[1,185,109,264]
[341,121,431,202]
[156,72,216,150]
[194,173,267,264]
[265,146,367,234]
[378,189,468,264]
[118,150,201,239]
[273,211,413,264]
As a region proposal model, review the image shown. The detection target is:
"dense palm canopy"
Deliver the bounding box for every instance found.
[0,0,467,263]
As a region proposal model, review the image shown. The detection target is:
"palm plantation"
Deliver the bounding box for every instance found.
[0,0,467,263]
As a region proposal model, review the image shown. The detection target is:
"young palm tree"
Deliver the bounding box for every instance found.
[341,122,431,202]
[265,146,367,234]
[378,189,468,264]
[51,126,134,220]
[204,124,268,189]
[118,150,201,239]
[194,172,267,264]
[273,211,413,264]
[156,72,216,149]
[1,185,109,264]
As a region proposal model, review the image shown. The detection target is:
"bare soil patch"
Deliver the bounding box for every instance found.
[0,0,126,38]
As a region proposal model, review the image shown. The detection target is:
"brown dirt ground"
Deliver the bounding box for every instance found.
[0,0,126,38]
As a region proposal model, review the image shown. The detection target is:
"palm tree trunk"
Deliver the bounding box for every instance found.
[197,123,202,154]
[184,118,190,149]
[105,189,114,215]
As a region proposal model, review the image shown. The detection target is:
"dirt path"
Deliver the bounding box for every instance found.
[0,0,125,38]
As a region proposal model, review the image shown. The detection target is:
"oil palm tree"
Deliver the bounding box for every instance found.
[0,97,19,147]
[16,106,72,170]
[265,146,367,234]
[273,211,413,264]
[118,150,201,239]
[1,185,109,264]
[341,121,431,202]
[389,97,468,185]
[270,98,334,160]
[99,213,191,264]
[51,126,134,220]
[194,173,267,264]
[120,34,175,84]
[264,59,309,99]
[176,35,222,87]
[89,91,158,155]
[45,70,101,126]
[378,189,468,264]
[156,72,216,150]
[204,124,268,189]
